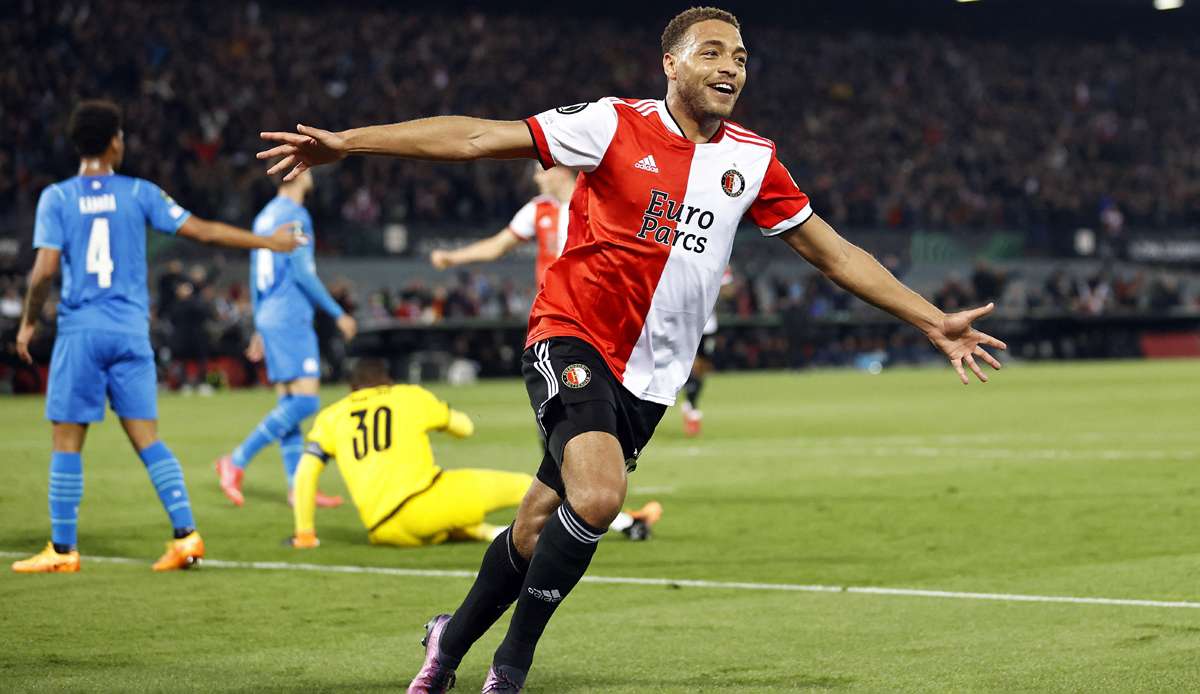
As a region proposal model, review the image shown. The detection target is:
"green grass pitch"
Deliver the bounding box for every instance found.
[2,360,1199,692]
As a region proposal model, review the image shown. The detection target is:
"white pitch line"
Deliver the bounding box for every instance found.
[2,551,1197,610]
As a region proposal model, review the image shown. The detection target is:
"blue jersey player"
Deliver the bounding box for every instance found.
[12,100,304,574]
[215,169,356,508]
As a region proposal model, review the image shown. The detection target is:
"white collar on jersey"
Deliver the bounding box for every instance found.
[656,101,684,137]
[656,100,726,144]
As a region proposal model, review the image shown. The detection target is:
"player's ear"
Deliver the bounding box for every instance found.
[663,53,677,81]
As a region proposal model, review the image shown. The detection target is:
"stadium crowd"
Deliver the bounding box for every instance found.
[5,0,1200,249]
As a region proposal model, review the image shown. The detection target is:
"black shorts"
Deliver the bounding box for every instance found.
[522,336,666,498]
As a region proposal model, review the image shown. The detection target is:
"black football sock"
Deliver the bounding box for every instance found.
[683,374,703,408]
[493,500,602,675]
[439,526,529,669]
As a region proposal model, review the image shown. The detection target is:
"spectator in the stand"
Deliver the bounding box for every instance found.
[156,259,186,319]
[441,273,480,319]
[934,274,974,313]
[970,260,1006,304]
[168,282,214,395]
[1077,270,1113,316]
[1043,268,1080,312]
[1148,275,1183,311]
[1112,271,1144,311]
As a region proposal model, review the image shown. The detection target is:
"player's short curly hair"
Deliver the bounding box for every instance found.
[68,100,122,157]
[661,6,741,56]
[350,358,393,390]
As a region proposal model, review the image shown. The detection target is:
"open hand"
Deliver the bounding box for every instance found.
[258,125,347,181]
[267,223,308,252]
[925,302,1007,384]
[244,332,265,363]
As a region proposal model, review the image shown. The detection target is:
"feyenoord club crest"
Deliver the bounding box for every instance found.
[721,169,745,198]
[561,363,591,388]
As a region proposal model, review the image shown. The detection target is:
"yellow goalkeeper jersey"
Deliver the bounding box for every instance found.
[305,384,453,531]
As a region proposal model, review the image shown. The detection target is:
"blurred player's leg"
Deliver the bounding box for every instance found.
[105,339,202,568]
[120,418,205,571]
[280,426,305,483]
[614,500,664,541]
[435,469,531,543]
[388,469,531,546]
[219,387,320,505]
[682,336,715,438]
[12,423,87,573]
[681,369,705,437]
[48,432,86,553]
[14,333,104,573]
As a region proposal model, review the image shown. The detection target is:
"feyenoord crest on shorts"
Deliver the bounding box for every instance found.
[561,363,591,388]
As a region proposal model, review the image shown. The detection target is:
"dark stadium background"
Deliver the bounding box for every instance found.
[2,0,1198,391]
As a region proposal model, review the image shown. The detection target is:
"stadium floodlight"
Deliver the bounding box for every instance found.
[1154,0,1184,9]
[955,0,981,3]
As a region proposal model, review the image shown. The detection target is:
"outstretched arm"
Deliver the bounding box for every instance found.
[292,244,357,340]
[431,228,523,270]
[177,217,305,253]
[258,118,536,182]
[15,248,60,364]
[780,213,1006,384]
[292,245,344,319]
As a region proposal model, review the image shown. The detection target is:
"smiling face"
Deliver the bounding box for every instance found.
[664,18,748,122]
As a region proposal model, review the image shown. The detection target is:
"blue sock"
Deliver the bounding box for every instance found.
[231,394,320,470]
[280,427,304,487]
[49,452,83,550]
[139,441,195,533]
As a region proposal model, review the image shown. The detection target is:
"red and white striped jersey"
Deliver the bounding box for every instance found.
[525,97,812,405]
[506,194,569,288]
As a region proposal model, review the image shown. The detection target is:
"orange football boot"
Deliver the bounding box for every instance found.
[152,531,205,571]
[11,542,80,574]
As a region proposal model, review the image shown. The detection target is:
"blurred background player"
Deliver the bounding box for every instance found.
[290,358,528,548]
[430,165,575,288]
[12,100,304,573]
[681,266,734,437]
[216,170,356,508]
[430,164,660,538]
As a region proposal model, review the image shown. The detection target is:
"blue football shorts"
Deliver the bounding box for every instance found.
[260,325,321,383]
[46,330,158,423]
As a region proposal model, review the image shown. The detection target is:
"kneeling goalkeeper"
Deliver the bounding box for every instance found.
[290,359,532,548]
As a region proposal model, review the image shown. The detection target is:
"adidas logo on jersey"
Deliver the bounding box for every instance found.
[527,587,563,603]
[633,155,660,173]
